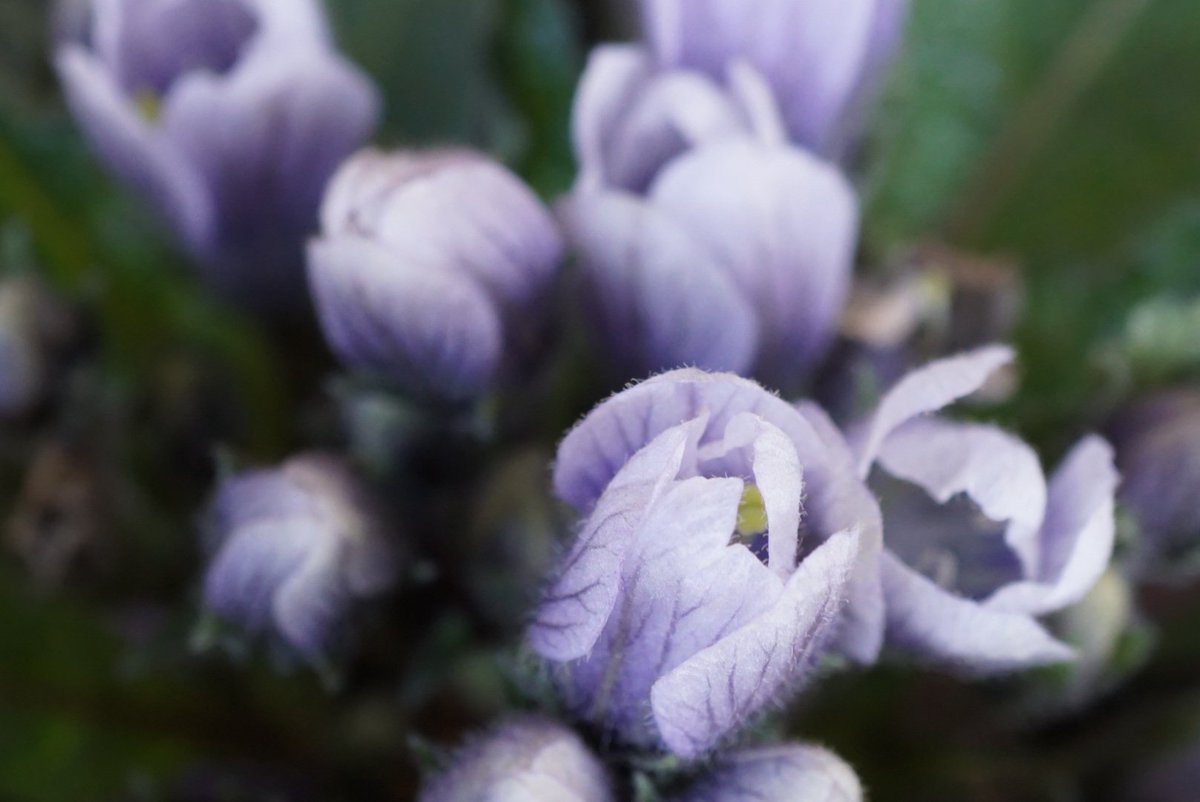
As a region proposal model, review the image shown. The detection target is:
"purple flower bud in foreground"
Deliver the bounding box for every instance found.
[641,0,909,154]
[308,148,564,401]
[202,453,396,659]
[564,47,857,388]
[1109,389,1200,578]
[418,716,613,802]
[674,743,863,802]
[531,370,884,759]
[56,0,379,309]
[849,346,1119,673]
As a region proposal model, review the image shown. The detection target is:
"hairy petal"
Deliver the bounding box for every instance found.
[530,421,702,661]
[307,236,502,401]
[984,436,1119,616]
[853,345,1015,477]
[561,190,758,376]
[882,552,1074,673]
[877,417,1047,577]
[677,743,863,802]
[650,529,859,759]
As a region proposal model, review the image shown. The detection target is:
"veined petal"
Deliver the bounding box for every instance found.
[562,190,758,377]
[677,743,863,802]
[984,436,1118,615]
[650,529,859,759]
[530,420,702,661]
[882,551,1074,673]
[572,45,657,188]
[853,345,1014,477]
[271,534,346,657]
[876,417,1047,577]
[307,236,502,401]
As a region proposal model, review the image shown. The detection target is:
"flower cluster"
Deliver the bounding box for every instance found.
[51,0,1187,798]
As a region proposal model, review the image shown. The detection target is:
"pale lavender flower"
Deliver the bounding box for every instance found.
[308,148,563,402]
[850,346,1120,672]
[564,47,857,388]
[1109,389,1200,577]
[640,0,909,154]
[418,716,613,802]
[530,370,883,759]
[56,0,379,309]
[675,743,863,802]
[202,453,396,659]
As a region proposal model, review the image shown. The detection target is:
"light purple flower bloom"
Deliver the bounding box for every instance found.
[564,46,857,388]
[530,369,883,759]
[1110,389,1200,577]
[202,453,396,659]
[850,346,1120,672]
[308,148,564,402]
[674,743,863,802]
[56,0,379,309]
[418,716,612,802]
[640,0,909,154]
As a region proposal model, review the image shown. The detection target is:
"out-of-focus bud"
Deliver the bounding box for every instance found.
[307,148,563,402]
[1110,388,1200,579]
[201,453,396,660]
[418,716,613,802]
[640,0,909,154]
[55,0,379,310]
[674,744,863,802]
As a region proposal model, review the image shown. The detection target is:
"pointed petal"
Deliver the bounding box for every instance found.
[572,45,656,187]
[882,551,1074,673]
[877,418,1047,577]
[650,530,859,759]
[985,436,1119,615]
[853,345,1015,477]
[271,536,346,657]
[561,190,758,376]
[530,421,701,661]
[678,744,863,802]
[307,235,502,401]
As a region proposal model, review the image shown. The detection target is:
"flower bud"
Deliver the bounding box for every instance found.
[308,148,563,401]
[675,744,863,802]
[418,717,612,802]
[55,0,379,310]
[201,453,396,659]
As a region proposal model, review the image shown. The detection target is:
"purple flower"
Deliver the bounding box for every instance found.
[564,46,857,388]
[530,370,883,759]
[418,716,612,802]
[640,0,909,154]
[1110,389,1200,578]
[56,0,379,309]
[308,148,564,401]
[202,453,396,659]
[675,743,863,802]
[850,346,1120,672]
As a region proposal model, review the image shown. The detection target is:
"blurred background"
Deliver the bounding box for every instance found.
[2,0,1200,799]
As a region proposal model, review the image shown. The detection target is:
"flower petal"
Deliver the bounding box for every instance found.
[562,190,758,377]
[881,551,1074,673]
[984,436,1119,616]
[650,529,859,759]
[677,744,863,802]
[530,420,702,661]
[307,235,502,401]
[853,345,1014,477]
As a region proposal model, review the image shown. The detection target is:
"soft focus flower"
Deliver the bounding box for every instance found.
[850,346,1120,672]
[202,453,396,659]
[640,0,909,154]
[418,716,612,802]
[1109,388,1200,577]
[530,369,883,759]
[308,148,563,402]
[674,743,863,802]
[56,0,379,309]
[564,47,857,388]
